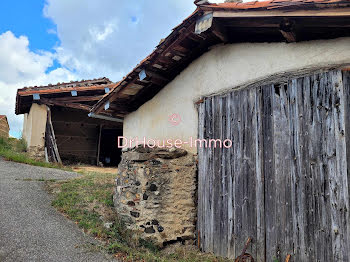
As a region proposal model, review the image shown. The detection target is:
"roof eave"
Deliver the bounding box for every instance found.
[91,2,350,116]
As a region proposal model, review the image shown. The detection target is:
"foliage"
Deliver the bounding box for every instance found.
[0,137,67,170]
[48,171,231,262]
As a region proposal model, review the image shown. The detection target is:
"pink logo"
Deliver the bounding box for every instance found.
[169,113,181,126]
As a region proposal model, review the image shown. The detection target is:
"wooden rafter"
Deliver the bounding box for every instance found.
[40,98,92,112]
[48,95,104,103]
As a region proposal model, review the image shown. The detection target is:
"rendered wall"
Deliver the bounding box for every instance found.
[123,37,350,153]
[22,104,47,156]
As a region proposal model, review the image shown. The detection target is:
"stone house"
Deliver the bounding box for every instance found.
[90,0,350,260]
[0,115,9,138]
[15,78,123,165]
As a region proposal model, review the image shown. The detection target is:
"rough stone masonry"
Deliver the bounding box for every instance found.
[114,146,197,246]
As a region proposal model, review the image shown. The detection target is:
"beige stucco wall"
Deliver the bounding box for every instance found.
[22,103,47,149]
[123,37,350,153]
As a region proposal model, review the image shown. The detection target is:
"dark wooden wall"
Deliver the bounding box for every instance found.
[198,70,350,261]
[51,107,122,165]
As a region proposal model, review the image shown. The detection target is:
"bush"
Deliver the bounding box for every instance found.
[15,138,27,152]
[0,137,10,150]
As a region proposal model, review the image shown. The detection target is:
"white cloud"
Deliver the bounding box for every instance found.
[0,31,77,137]
[89,20,118,42]
[43,0,196,81]
[1,0,244,137]
[0,32,53,84]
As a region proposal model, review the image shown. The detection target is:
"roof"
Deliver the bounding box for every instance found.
[16,78,115,115]
[91,0,350,118]
[200,0,350,11]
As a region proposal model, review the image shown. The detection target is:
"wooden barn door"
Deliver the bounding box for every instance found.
[198,70,350,261]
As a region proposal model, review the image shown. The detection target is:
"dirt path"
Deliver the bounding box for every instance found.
[0,158,113,262]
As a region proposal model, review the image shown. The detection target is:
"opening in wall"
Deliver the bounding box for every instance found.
[97,127,122,167]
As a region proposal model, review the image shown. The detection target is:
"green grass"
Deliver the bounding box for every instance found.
[0,137,69,170]
[48,172,231,262]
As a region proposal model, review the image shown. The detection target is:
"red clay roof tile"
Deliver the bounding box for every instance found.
[202,0,350,10]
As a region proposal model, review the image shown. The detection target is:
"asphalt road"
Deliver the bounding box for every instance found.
[0,158,113,262]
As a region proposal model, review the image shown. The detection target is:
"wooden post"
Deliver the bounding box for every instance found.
[47,107,62,164]
[96,124,102,166]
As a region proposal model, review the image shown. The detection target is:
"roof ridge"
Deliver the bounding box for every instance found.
[21,77,113,91]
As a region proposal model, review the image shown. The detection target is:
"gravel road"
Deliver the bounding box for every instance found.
[0,158,113,262]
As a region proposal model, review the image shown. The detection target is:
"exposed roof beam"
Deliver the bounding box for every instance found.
[40,98,92,112]
[280,30,297,42]
[88,113,123,123]
[48,95,104,103]
[279,19,297,43]
[211,20,228,43]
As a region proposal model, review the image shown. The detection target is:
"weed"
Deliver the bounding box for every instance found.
[0,137,70,171]
[48,171,232,262]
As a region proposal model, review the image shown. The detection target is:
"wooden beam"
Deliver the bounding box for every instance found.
[279,19,297,43]
[223,19,350,28]
[40,98,92,112]
[161,22,196,58]
[280,30,297,43]
[96,124,102,166]
[47,107,62,164]
[211,20,228,42]
[138,69,168,82]
[48,95,104,103]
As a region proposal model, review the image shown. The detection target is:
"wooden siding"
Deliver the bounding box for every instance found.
[198,70,350,261]
[51,108,100,164]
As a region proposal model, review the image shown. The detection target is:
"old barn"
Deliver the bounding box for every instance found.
[91,0,350,261]
[16,78,122,166]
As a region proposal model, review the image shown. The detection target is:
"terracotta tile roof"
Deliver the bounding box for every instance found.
[201,0,350,11]
[19,77,112,94]
[16,78,116,115]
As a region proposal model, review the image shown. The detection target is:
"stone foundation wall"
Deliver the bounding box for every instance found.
[27,146,45,160]
[114,146,197,246]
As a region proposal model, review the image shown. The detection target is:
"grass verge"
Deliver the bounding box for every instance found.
[0,137,68,170]
[47,171,231,262]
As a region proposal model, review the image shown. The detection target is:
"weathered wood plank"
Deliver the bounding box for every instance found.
[255,86,265,262]
[289,77,307,260]
[197,69,350,261]
[262,84,276,262]
[330,70,349,261]
[271,83,293,260]
[226,92,234,259]
[342,71,350,260]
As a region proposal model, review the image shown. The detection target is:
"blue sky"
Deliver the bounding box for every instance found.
[0,0,225,138]
[0,0,59,53]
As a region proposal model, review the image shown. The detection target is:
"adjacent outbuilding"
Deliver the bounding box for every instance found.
[16,78,123,166]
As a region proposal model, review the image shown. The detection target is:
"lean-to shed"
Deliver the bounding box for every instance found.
[16,78,123,166]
